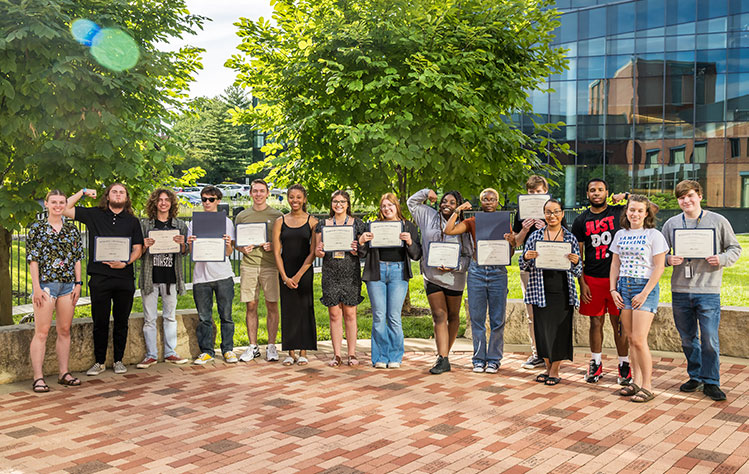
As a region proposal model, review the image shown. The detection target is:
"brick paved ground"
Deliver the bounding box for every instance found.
[0,340,747,474]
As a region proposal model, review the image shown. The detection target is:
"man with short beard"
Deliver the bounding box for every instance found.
[65,183,144,376]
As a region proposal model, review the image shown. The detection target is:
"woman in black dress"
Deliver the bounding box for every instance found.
[315,190,365,367]
[272,184,319,366]
[519,199,582,385]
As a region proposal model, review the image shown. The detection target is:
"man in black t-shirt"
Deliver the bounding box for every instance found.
[571,179,631,385]
[65,183,144,376]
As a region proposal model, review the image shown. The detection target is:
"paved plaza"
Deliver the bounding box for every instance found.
[0,340,747,474]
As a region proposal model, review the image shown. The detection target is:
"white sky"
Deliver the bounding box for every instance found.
[162,0,274,98]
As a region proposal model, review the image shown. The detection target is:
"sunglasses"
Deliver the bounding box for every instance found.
[201,197,217,203]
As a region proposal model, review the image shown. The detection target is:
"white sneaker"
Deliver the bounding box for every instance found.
[374,362,387,369]
[239,345,259,362]
[194,353,214,365]
[113,361,127,374]
[388,362,401,369]
[266,344,279,362]
[86,362,105,376]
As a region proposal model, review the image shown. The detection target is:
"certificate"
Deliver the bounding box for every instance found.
[192,212,226,238]
[94,236,131,262]
[535,241,572,270]
[369,221,403,248]
[475,212,511,240]
[518,194,551,220]
[476,240,511,266]
[236,223,267,247]
[322,226,355,252]
[427,242,460,268]
[191,238,226,262]
[148,230,180,254]
[673,228,716,259]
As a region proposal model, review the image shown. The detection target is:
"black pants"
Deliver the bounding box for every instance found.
[89,274,135,364]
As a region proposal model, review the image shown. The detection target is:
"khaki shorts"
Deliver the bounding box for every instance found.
[239,263,280,303]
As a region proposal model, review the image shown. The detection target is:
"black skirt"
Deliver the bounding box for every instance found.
[532,270,573,363]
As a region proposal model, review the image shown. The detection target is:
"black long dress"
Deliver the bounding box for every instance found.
[533,270,573,362]
[279,215,317,351]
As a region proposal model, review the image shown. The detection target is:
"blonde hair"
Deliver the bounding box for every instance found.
[526,175,548,191]
[480,188,499,201]
[377,193,405,221]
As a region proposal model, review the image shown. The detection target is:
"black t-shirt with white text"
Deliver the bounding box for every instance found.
[571,205,625,278]
[151,219,177,285]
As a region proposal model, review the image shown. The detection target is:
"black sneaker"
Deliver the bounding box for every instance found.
[703,384,727,401]
[585,359,602,383]
[679,379,703,392]
[429,356,451,374]
[617,362,632,386]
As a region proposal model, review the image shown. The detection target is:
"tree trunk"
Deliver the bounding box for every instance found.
[0,227,13,325]
[395,165,413,313]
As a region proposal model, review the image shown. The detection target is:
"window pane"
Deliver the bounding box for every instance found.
[697,49,727,74]
[696,72,725,121]
[607,55,635,77]
[556,12,578,44]
[607,2,635,35]
[579,7,606,39]
[670,146,686,164]
[607,38,635,55]
[636,36,666,53]
[578,56,606,79]
[728,31,749,48]
[666,35,695,51]
[635,76,664,121]
[727,48,749,72]
[637,0,665,30]
[666,22,697,35]
[607,77,635,117]
[635,56,665,77]
[578,38,606,57]
[695,122,726,138]
[730,0,749,14]
[549,81,577,123]
[696,33,727,50]
[667,0,696,25]
[528,88,549,117]
[697,17,728,33]
[578,125,604,141]
[578,80,605,125]
[698,0,728,20]
[577,139,604,164]
[727,73,749,121]
[728,13,749,30]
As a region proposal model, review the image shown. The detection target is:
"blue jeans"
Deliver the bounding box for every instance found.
[366,261,409,365]
[142,283,179,359]
[616,277,660,314]
[193,277,235,356]
[672,292,722,386]
[467,261,508,366]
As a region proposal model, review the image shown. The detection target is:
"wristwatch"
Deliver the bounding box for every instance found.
[74,281,83,286]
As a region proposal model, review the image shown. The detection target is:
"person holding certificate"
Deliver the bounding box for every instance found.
[27,190,84,392]
[444,188,512,374]
[272,184,319,366]
[609,195,668,403]
[358,193,422,369]
[661,180,742,401]
[519,199,581,386]
[408,188,472,375]
[314,190,365,367]
[234,179,283,363]
[64,183,144,376]
[136,188,189,369]
[187,186,238,365]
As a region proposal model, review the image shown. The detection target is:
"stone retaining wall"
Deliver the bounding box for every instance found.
[465,299,749,359]
[0,310,200,384]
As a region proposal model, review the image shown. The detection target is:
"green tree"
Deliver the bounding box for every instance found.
[227,0,569,209]
[0,0,204,324]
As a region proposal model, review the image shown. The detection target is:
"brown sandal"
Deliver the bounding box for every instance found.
[32,378,50,393]
[632,388,655,403]
[58,372,81,386]
[328,355,342,367]
[347,355,359,366]
[619,383,640,397]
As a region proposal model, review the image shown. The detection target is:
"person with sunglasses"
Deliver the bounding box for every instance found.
[187,186,237,365]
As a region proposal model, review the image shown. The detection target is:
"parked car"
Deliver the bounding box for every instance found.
[217,184,244,199]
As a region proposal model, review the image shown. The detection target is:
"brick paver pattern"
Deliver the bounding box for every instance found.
[1,351,748,473]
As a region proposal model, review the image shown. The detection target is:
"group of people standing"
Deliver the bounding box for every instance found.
[27,177,740,404]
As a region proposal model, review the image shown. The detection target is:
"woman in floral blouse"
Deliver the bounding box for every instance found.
[27,190,85,392]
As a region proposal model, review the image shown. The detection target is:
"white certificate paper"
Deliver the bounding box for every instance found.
[192,238,226,262]
[94,237,131,262]
[476,240,511,266]
[427,242,460,268]
[673,228,716,259]
[369,221,403,248]
[322,226,355,252]
[148,230,180,254]
[236,223,267,247]
[535,241,572,270]
[518,194,551,220]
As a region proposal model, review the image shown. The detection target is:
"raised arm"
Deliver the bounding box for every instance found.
[407,188,437,228]
[444,201,472,235]
[63,188,97,219]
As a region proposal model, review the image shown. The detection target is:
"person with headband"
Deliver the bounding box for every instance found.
[444,188,513,374]
[408,188,472,374]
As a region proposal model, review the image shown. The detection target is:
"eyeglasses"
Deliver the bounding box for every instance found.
[544,210,563,216]
[201,197,217,203]
[332,200,347,205]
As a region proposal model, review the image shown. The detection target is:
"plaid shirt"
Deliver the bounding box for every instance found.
[519,227,582,308]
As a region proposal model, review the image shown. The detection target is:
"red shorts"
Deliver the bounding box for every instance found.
[579,274,620,317]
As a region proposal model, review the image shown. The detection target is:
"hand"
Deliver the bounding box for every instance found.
[284,275,299,289]
[437,265,452,273]
[262,242,272,252]
[567,253,579,265]
[456,201,472,212]
[534,219,546,230]
[104,261,127,269]
[71,284,81,306]
[83,189,97,199]
[400,231,412,246]
[611,290,624,309]
[504,232,516,247]
[173,234,185,245]
[315,241,324,257]
[522,219,535,230]
[239,245,255,255]
[187,235,197,244]
[706,255,720,266]
[350,240,358,255]
[631,291,648,310]
[33,287,50,307]
[359,232,374,244]
[611,193,627,203]
[143,237,155,248]
[223,234,232,246]
[524,250,538,260]
[427,190,438,203]
[667,255,684,266]
[580,281,592,304]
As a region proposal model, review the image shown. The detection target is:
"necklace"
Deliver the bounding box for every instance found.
[545,226,563,241]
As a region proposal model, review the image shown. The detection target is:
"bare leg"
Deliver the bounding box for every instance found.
[548,360,562,378]
[619,309,636,383]
[30,298,55,380]
[329,304,343,357]
[630,310,655,391]
[589,315,604,353]
[55,294,75,376]
[245,301,259,345]
[265,301,279,344]
[427,292,449,356]
[445,294,463,352]
[609,313,629,357]
[342,304,358,357]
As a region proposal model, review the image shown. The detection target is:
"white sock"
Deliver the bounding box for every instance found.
[592,353,602,364]
[618,356,629,364]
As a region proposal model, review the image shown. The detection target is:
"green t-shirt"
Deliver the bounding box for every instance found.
[234,205,283,267]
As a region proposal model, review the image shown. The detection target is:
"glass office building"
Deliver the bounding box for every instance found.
[522,0,749,207]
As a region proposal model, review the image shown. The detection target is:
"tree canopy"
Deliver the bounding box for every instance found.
[227,0,569,207]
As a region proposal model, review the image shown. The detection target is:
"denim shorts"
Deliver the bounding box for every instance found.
[616,277,659,314]
[36,282,75,299]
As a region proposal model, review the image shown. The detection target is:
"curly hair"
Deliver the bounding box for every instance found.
[145,188,179,220]
[620,194,657,229]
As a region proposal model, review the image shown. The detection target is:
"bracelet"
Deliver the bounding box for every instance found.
[610,289,617,293]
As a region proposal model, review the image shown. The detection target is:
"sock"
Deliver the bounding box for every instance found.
[592,353,602,364]
[618,356,629,364]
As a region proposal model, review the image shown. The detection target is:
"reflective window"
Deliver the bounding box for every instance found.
[730,137,741,157]
[695,122,726,138]
[728,13,749,30]
[637,0,665,30]
[667,0,696,25]
[607,77,635,116]
[635,56,665,77]
[697,17,728,33]
[698,0,728,20]
[578,80,605,124]
[577,57,606,79]
[557,12,578,44]
[549,81,577,123]
[579,7,607,39]
[728,31,749,48]
[528,88,549,117]
[670,146,687,164]
[727,73,749,121]
[696,72,726,122]
[729,0,749,14]
[607,55,635,77]
[636,36,666,53]
[693,141,707,162]
[697,49,727,74]
[666,35,695,52]
[578,125,604,141]
[666,22,697,35]
[607,2,635,35]
[607,38,635,55]
[578,37,606,56]
[697,33,727,50]
[607,123,634,140]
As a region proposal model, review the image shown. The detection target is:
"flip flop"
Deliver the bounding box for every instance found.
[535,373,549,383]
[328,356,342,367]
[545,376,562,386]
[57,372,81,387]
[632,388,655,403]
[32,378,50,393]
[347,355,359,366]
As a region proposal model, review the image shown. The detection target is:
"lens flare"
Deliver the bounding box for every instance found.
[70,19,100,46]
[90,28,140,72]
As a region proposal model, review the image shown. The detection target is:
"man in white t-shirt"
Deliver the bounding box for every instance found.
[187,186,237,364]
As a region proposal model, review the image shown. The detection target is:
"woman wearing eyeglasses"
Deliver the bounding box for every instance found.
[314,190,365,367]
[444,188,512,374]
[519,199,582,386]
